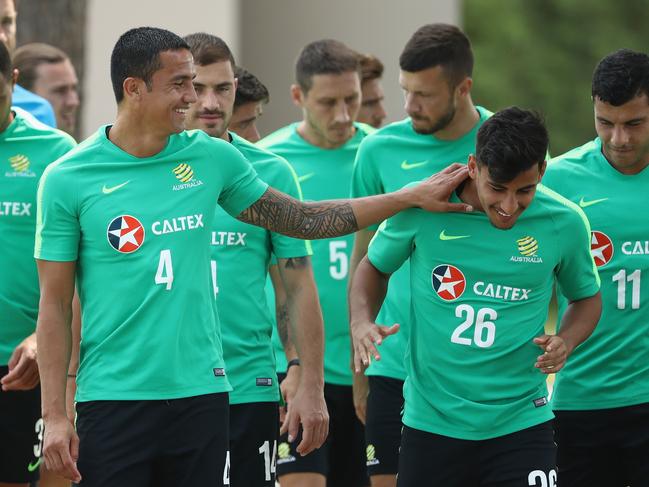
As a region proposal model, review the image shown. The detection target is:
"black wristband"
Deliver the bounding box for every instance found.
[287,358,300,370]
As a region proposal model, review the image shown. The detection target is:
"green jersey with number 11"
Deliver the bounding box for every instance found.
[260,123,373,385]
[35,128,268,402]
[214,133,311,405]
[368,186,599,440]
[544,138,649,410]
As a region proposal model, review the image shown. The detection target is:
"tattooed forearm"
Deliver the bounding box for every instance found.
[283,256,310,270]
[276,302,291,349]
[238,188,358,239]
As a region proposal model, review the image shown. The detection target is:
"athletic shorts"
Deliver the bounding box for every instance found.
[554,402,649,487]
[75,392,229,487]
[229,401,278,487]
[365,375,404,476]
[0,365,42,483]
[275,376,370,487]
[397,421,556,487]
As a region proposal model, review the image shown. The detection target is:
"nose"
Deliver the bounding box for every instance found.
[185,84,198,105]
[404,93,418,116]
[501,193,518,215]
[0,30,7,45]
[66,88,80,108]
[610,126,630,147]
[247,125,261,143]
[334,102,351,124]
[376,103,387,124]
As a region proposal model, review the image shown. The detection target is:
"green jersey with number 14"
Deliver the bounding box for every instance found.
[368,186,599,440]
[214,132,311,405]
[0,108,75,364]
[544,138,649,410]
[35,128,268,402]
[260,123,373,385]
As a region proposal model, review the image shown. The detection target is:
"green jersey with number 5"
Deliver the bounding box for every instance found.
[260,122,373,385]
[213,133,311,405]
[367,186,599,440]
[35,127,268,401]
[544,138,649,410]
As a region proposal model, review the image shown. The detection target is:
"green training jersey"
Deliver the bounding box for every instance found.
[215,133,310,405]
[544,138,649,410]
[260,123,373,385]
[35,127,268,401]
[0,108,75,364]
[367,186,599,440]
[351,108,491,381]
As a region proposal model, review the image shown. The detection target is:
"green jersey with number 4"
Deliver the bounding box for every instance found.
[35,127,268,402]
[544,138,649,410]
[214,133,310,405]
[0,108,75,364]
[260,123,373,385]
[367,186,599,440]
[351,108,491,380]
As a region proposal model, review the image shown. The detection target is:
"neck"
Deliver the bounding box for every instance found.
[109,111,170,158]
[458,178,483,212]
[433,96,480,141]
[0,109,15,133]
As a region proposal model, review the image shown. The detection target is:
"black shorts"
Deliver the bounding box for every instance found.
[275,377,369,487]
[75,392,229,487]
[397,421,556,487]
[365,375,404,476]
[554,402,649,487]
[0,365,42,483]
[229,401,278,487]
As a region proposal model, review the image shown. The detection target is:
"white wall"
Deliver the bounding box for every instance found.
[83,0,240,138]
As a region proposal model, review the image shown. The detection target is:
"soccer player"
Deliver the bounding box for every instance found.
[348,24,491,487]
[0,40,75,487]
[0,0,56,127]
[35,27,470,486]
[543,49,649,486]
[356,54,386,129]
[350,107,602,486]
[12,43,80,135]
[229,66,269,143]
[259,39,373,487]
[183,32,326,486]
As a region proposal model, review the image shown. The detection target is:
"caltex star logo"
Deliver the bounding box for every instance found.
[591,230,613,267]
[107,215,145,253]
[431,264,466,301]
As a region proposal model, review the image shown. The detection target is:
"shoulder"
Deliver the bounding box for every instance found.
[535,185,590,231]
[12,107,76,147]
[546,139,600,177]
[231,133,295,180]
[258,123,298,150]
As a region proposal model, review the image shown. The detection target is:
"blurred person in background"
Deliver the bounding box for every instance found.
[356,54,386,128]
[229,65,269,143]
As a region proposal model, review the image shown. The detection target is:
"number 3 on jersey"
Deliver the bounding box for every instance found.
[452,304,497,348]
[155,249,174,290]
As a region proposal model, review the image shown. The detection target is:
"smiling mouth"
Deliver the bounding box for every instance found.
[495,208,513,218]
[174,108,188,115]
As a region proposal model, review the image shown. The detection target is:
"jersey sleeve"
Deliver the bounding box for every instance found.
[268,158,312,259]
[367,209,417,275]
[554,204,600,301]
[351,136,384,231]
[34,161,80,261]
[214,143,269,217]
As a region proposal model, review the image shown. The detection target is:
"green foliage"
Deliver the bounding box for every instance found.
[463,0,649,155]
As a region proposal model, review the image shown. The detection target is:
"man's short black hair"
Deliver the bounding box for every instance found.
[592,48,649,106]
[110,27,189,103]
[295,39,360,93]
[0,42,12,81]
[184,32,236,67]
[234,66,269,109]
[399,23,473,87]
[476,107,548,183]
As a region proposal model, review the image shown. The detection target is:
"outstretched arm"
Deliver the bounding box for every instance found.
[237,163,471,239]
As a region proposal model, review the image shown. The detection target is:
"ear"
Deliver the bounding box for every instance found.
[290,84,304,108]
[11,68,18,88]
[123,77,145,101]
[468,154,478,179]
[538,159,547,181]
[456,77,472,98]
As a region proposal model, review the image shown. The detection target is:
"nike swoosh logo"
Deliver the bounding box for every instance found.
[401,160,428,170]
[102,181,131,194]
[27,457,42,472]
[579,197,608,208]
[297,173,315,183]
[439,230,471,241]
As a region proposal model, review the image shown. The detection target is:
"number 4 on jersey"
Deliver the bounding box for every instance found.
[155,249,174,290]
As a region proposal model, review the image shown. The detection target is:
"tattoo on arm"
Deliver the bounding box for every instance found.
[283,256,310,270]
[238,188,358,239]
[276,303,291,349]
